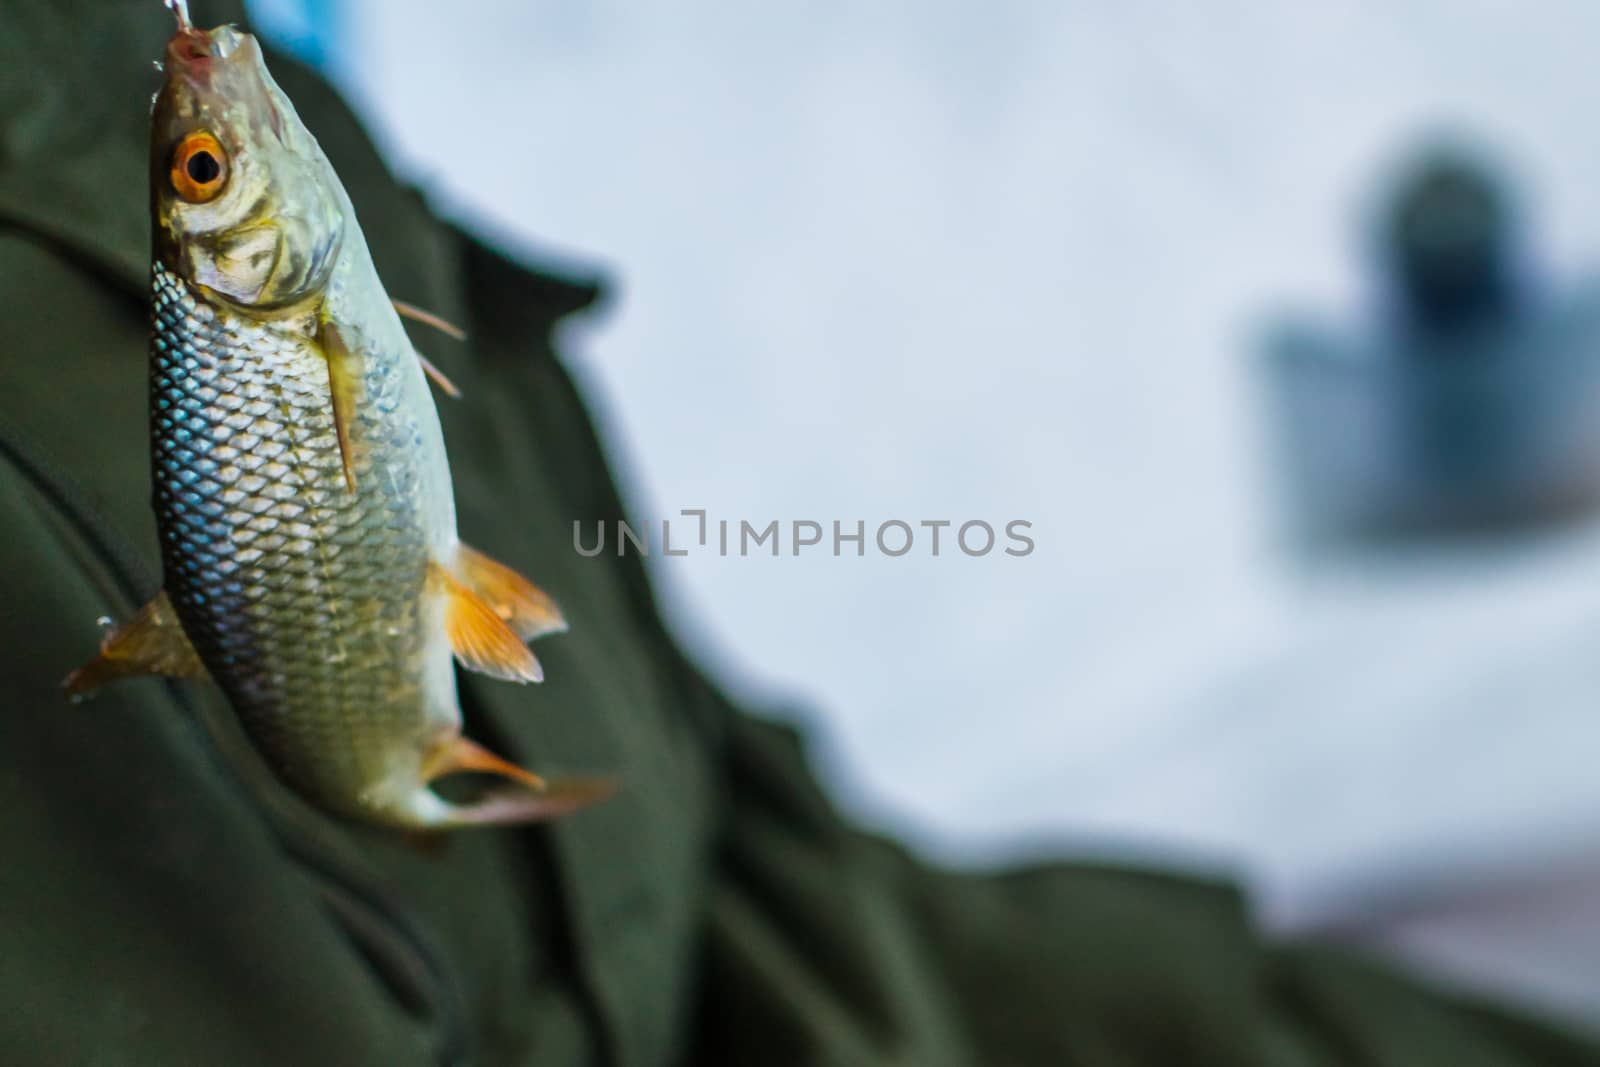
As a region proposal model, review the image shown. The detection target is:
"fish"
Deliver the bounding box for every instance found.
[64,4,614,830]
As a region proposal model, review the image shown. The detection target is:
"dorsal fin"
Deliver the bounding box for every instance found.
[63,591,206,695]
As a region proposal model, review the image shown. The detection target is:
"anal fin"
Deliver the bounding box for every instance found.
[410,733,616,829]
[455,544,567,641]
[430,563,544,683]
[423,734,546,791]
[423,778,618,829]
[63,591,206,696]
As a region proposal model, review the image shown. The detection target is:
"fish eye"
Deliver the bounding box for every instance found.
[170,131,229,204]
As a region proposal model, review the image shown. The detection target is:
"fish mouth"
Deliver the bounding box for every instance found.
[158,21,279,144]
[165,21,255,86]
[163,0,241,62]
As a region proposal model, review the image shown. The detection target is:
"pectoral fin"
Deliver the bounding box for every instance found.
[391,300,466,397]
[316,319,361,493]
[392,299,467,341]
[63,591,206,696]
[414,350,462,399]
[454,544,566,641]
[431,562,544,683]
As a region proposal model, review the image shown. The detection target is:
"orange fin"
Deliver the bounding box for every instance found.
[414,349,462,399]
[63,591,206,695]
[392,298,467,342]
[422,734,547,791]
[316,319,361,493]
[430,563,544,683]
[454,544,567,642]
[423,777,619,828]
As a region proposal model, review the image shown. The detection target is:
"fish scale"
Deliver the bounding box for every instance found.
[150,261,437,813]
[65,16,608,830]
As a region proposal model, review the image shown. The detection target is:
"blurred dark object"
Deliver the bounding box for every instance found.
[1262,143,1600,539]
[1389,152,1514,333]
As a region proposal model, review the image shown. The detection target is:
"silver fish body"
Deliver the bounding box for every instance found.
[150,251,458,821]
[64,16,611,830]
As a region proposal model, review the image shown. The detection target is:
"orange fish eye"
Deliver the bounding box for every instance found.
[170,131,229,204]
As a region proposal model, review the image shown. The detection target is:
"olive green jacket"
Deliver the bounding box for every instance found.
[0,2,1594,1064]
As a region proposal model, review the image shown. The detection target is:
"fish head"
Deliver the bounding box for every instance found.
[151,23,344,311]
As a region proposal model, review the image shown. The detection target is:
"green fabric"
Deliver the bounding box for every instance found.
[0,2,1595,1064]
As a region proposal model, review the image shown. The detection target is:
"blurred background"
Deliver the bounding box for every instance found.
[251,0,1600,1029]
